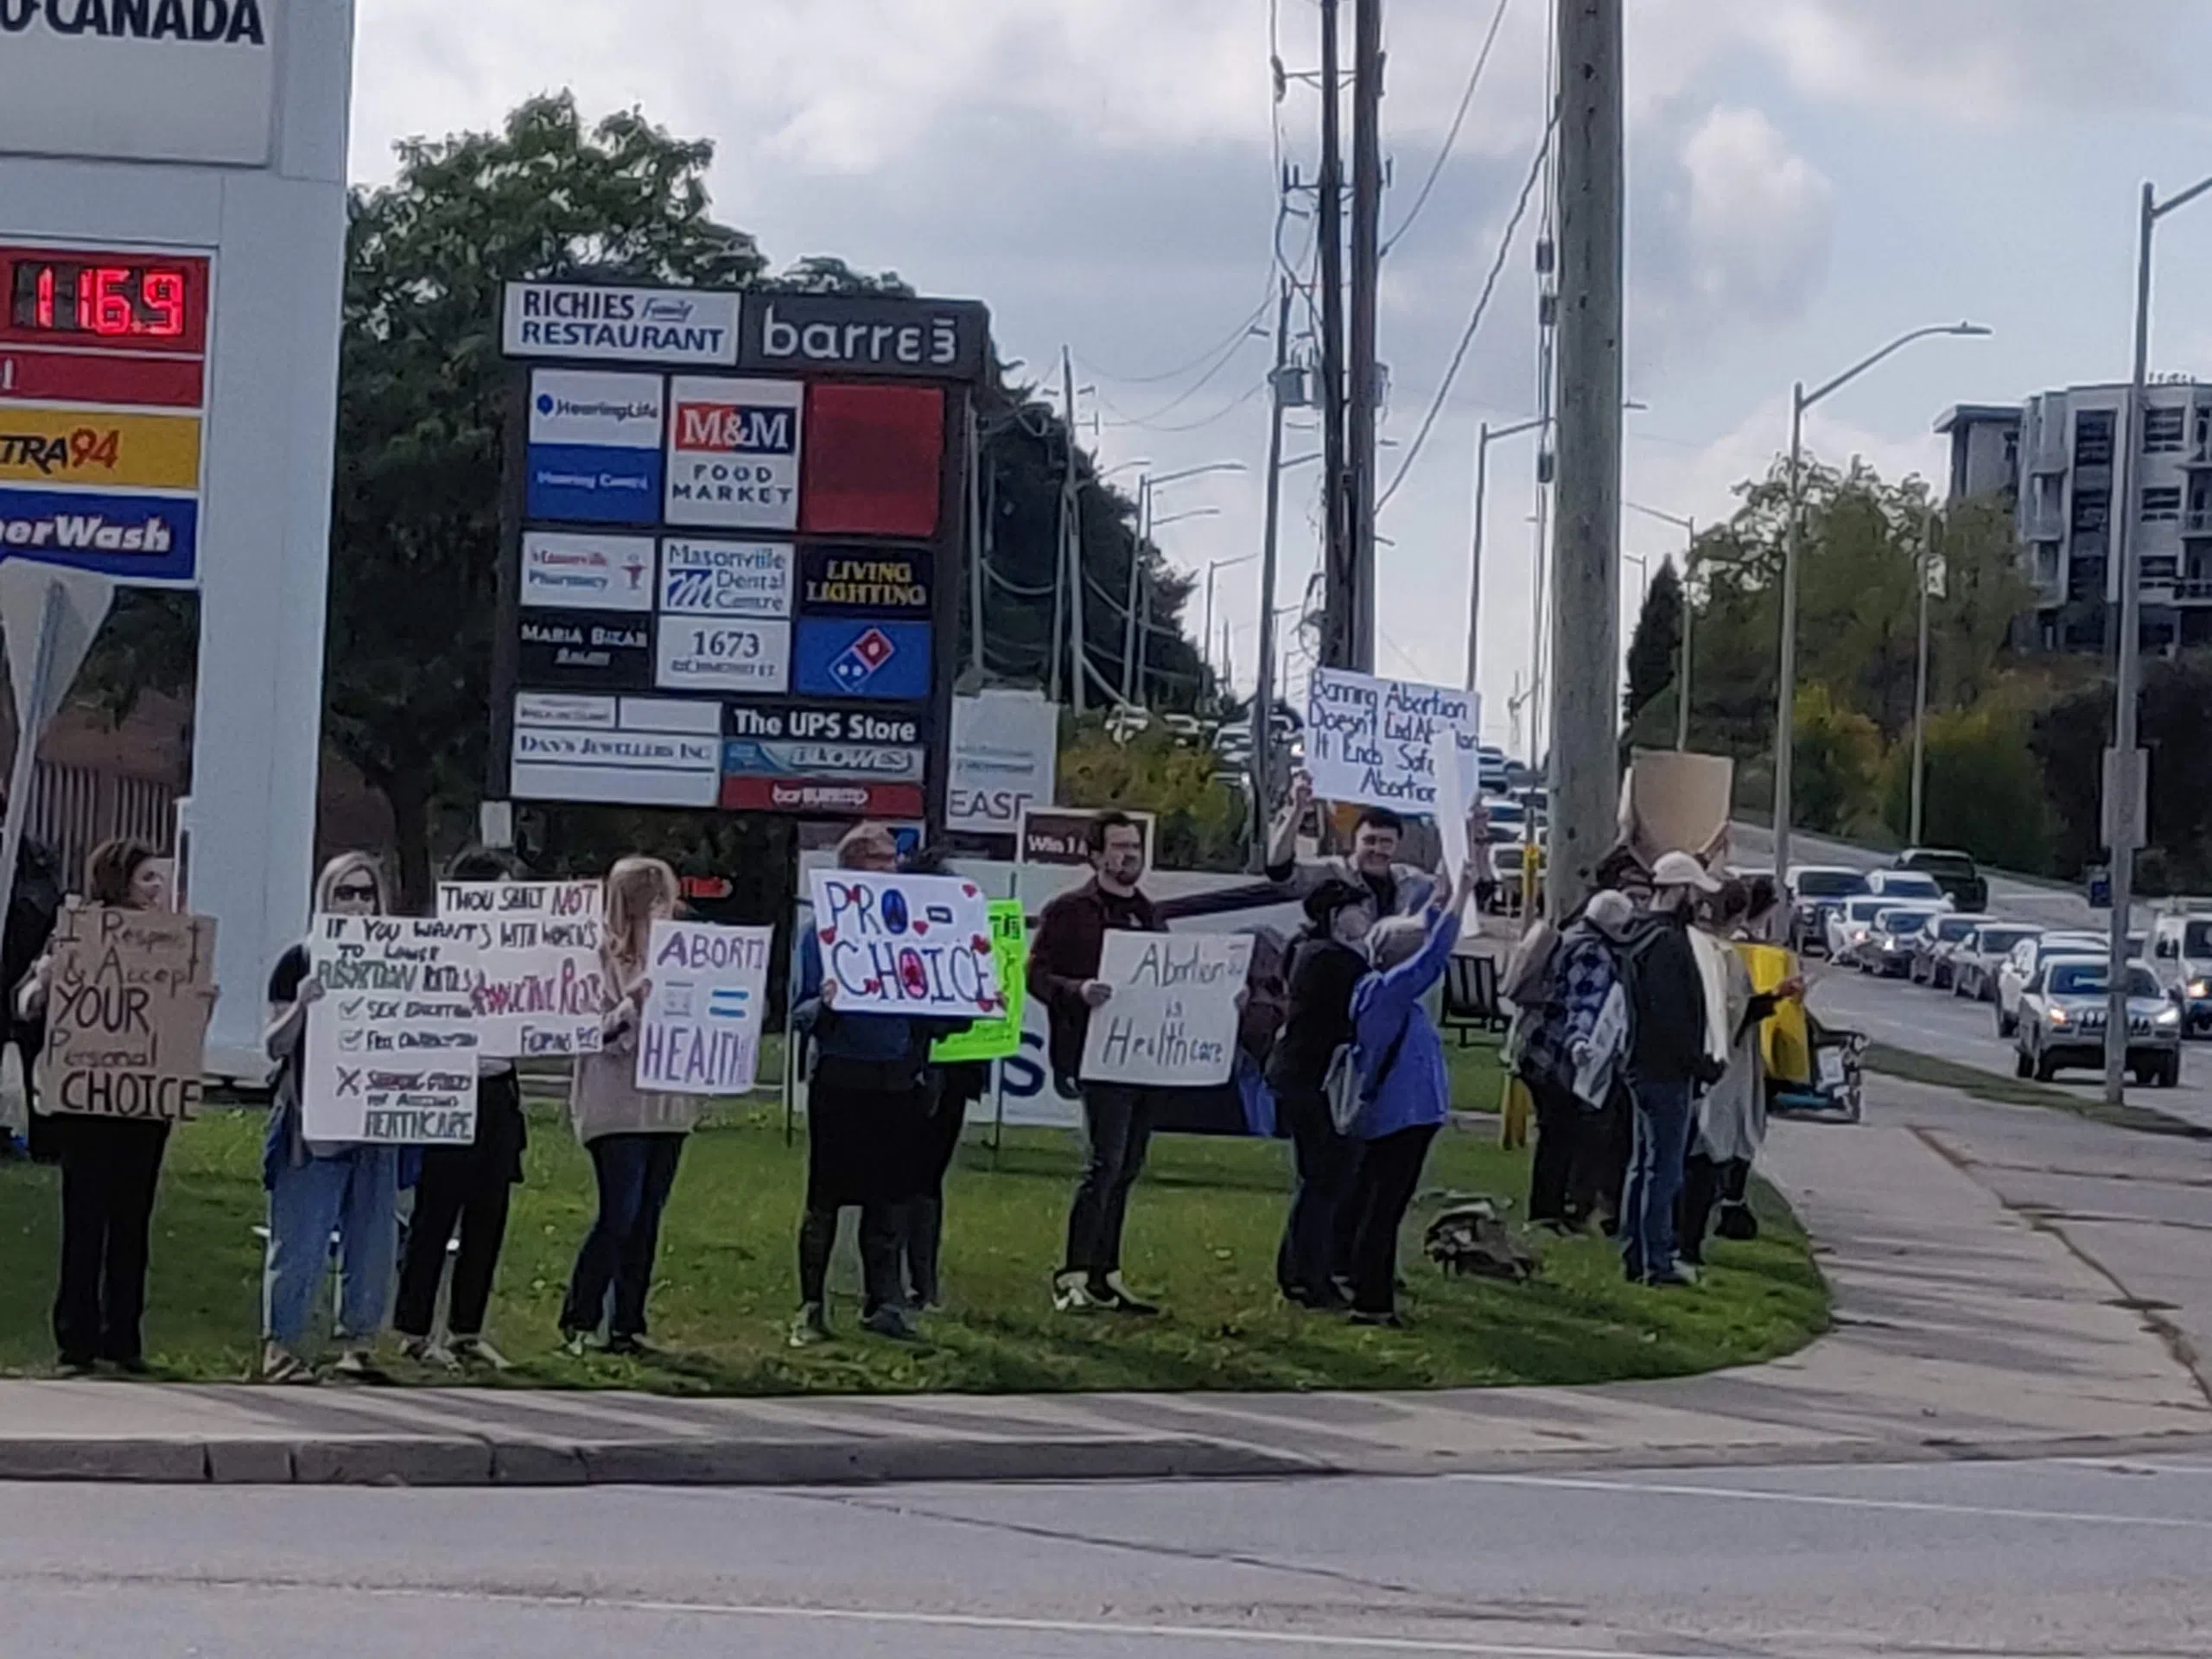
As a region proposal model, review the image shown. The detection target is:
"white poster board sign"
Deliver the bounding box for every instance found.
[436,880,607,1059]
[1433,728,1471,896]
[1306,667,1481,813]
[302,918,481,1145]
[1079,931,1255,1088]
[948,689,1059,844]
[636,920,774,1095]
[807,868,1004,1017]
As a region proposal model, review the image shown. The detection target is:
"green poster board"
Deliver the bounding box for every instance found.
[931,899,1027,1063]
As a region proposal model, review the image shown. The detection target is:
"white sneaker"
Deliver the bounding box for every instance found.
[448,1336,512,1373]
[1052,1271,1100,1313]
[399,1335,458,1371]
[788,1304,833,1349]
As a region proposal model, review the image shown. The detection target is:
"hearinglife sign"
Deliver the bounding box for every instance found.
[493,283,990,830]
[0,0,354,1083]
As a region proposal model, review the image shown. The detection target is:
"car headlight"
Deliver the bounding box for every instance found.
[2189,980,2209,1000]
[2156,1007,2182,1027]
[2047,1007,2069,1026]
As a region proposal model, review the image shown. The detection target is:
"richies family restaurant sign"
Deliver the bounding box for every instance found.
[498,283,989,825]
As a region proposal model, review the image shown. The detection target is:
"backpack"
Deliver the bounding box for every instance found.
[1498,918,1561,1008]
[1322,1007,1412,1135]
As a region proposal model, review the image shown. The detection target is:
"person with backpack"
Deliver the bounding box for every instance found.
[1510,889,1635,1231]
[1265,878,1376,1307]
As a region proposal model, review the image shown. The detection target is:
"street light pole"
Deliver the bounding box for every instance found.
[1910,505,1936,847]
[1203,553,1258,702]
[1770,321,1991,887]
[1465,415,1544,693]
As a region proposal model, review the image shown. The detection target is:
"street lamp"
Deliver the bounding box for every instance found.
[1124,462,1245,703]
[1621,550,1649,609]
[1770,321,1991,889]
[1626,500,1696,749]
[1203,552,1259,699]
[2103,172,2212,1103]
[1465,416,1545,693]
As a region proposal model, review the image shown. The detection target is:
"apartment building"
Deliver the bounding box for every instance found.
[1936,379,2212,653]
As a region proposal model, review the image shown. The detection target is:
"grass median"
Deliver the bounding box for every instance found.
[0,1058,1828,1396]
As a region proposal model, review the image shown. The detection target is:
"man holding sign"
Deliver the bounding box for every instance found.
[1266,771,1493,920]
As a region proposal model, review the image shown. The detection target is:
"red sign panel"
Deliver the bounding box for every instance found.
[719,775,925,817]
[0,348,206,410]
[0,248,212,357]
[799,382,944,537]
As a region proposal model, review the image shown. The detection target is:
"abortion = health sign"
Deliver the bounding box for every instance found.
[807,868,1003,1017]
[636,920,774,1095]
[1305,667,1482,814]
[302,918,481,1145]
[35,906,216,1123]
[435,880,607,1058]
[1079,931,1255,1089]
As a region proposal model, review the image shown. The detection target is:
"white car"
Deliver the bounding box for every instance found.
[1824,896,1894,967]
[1951,922,2044,1003]
[1863,906,1942,977]
[1912,912,1992,988]
[1864,868,1954,910]
[1995,931,2121,1037]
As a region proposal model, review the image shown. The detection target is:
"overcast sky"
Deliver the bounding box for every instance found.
[353,0,2212,748]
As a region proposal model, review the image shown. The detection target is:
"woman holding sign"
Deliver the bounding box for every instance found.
[559,855,698,1357]
[17,837,198,1375]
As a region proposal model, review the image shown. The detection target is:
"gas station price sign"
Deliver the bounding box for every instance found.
[1,249,210,353]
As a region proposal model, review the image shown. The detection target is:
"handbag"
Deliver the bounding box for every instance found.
[1323,1012,1412,1135]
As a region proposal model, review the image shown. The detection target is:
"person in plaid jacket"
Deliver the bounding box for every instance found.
[1515,891,1634,1230]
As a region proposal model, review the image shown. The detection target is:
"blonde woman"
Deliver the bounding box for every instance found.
[559,855,700,1356]
[261,852,399,1383]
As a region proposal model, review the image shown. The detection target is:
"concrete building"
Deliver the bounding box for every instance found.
[1937,379,2212,653]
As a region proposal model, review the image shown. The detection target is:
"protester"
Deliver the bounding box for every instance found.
[789,823,969,1345]
[261,852,403,1383]
[1339,860,1481,1325]
[1615,851,1725,1288]
[17,839,200,1374]
[1513,889,1636,1232]
[1265,877,1376,1307]
[1,791,67,1163]
[895,842,984,1314]
[392,848,530,1371]
[1030,810,1171,1314]
[559,855,697,1357]
[1265,769,1491,916]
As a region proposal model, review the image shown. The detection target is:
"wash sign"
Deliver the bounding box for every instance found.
[525,369,664,524]
[1305,667,1482,815]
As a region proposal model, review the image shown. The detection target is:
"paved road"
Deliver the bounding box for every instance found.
[8,1454,2212,1656]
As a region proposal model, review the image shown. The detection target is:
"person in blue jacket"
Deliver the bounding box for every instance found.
[1341,860,1480,1326]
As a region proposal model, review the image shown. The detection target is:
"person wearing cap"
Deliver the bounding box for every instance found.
[1264,877,1377,1306]
[1613,851,1726,1288]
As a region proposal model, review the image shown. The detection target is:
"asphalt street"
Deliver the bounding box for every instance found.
[4,1454,2212,1656]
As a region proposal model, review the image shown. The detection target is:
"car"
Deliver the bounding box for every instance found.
[1894,848,1989,912]
[2014,957,2182,1086]
[1950,922,2044,1003]
[1911,912,1991,987]
[1477,746,1509,793]
[2147,908,2212,1037]
[1994,931,2142,1036]
[1789,865,1870,955]
[1863,868,1953,910]
[1862,906,1941,977]
[1824,896,1895,968]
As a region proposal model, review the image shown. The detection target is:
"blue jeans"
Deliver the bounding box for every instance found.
[263,1146,399,1348]
[561,1133,685,1339]
[1621,1078,1694,1281]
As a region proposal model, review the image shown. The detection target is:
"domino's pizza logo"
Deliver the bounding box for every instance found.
[830,627,898,692]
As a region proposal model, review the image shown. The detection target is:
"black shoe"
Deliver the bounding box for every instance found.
[56,1353,95,1377]
[1091,1272,1160,1316]
[1346,1308,1406,1329]
[604,1333,647,1357]
[104,1356,150,1377]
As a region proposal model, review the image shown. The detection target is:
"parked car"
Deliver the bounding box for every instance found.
[1863,868,1953,910]
[1912,912,1992,988]
[1478,746,1509,793]
[1895,848,1989,912]
[1789,865,1870,956]
[1863,906,1941,977]
[1950,922,2044,1003]
[2014,957,2181,1087]
[1824,896,1895,968]
[2147,908,2212,1037]
[1996,931,2137,1037]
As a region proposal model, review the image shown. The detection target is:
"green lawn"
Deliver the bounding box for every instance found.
[0,1063,1828,1395]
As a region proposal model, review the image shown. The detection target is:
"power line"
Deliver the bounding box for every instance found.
[1381,0,1514,257]
[1376,118,1552,511]
[1099,374,1271,436]
[1075,289,1275,385]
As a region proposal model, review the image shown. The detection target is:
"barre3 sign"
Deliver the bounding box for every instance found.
[807,869,1003,1017]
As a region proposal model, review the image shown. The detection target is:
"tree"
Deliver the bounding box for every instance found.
[1881,703,2053,873]
[1622,560,1681,728]
[1056,717,1249,872]
[2031,652,2212,891]
[1789,682,1882,837]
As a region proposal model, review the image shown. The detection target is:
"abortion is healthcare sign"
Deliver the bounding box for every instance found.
[636,920,774,1096]
[807,869,1004,1018]
[1304,668,1482,815]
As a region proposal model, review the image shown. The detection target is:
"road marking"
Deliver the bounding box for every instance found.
[1448,1472,2212,1530]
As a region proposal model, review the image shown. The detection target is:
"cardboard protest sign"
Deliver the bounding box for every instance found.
[435,880,607,1058]
[35,906,216,1122]
[1433,729,1471,898]
[1306,667,1481,813]
[808,868,1004,1017]
[302,917,480,1145]
[931,900,1027,1063]
[1618,750,1733,868]
[636,919,774,1095]
[1079,931,1255,1089]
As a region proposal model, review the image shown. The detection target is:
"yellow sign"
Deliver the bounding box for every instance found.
[1739,941,1810,1086]
[0,407,201,492]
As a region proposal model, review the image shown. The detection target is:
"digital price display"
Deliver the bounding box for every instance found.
[0,251,209,355]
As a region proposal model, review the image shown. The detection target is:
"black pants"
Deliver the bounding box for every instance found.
[902,1085,972,1308]
[560,1133,684,1339]
[1679,1153,1751,1267]
[1344,1124,1438,1315]
[1275,1087,1359,1300]
[53,1115,171,1366]
[798,1202,907,1316]
[1064,1084,1154,1281]
[1529,1077,1622,1227]
[393,1074,524,1341]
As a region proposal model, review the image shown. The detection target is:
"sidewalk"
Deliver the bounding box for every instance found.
[2,1077,2208,1487]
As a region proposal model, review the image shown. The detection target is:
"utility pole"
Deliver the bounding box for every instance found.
[1545,0,1624,918]
[1316,0,1351,667]
[1061,346,1088,715]
[967,401,986,680]
[1122,476,1149,703]
[1345,0,1385,673]
[1910,506,1936,846]
[1250,281,1294,867]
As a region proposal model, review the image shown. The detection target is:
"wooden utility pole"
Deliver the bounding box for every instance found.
[1249,281,1294,867]
[1315,0,1351,667]
[1345,0,1384,673]
[1060,345,1088,715]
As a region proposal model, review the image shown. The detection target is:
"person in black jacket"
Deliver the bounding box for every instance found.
[2,807,66,1163]
[1265,879,1376,1306]
[1614,851,1724,1288]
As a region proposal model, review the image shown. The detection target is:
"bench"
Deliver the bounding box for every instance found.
[1441,952,1508,1046]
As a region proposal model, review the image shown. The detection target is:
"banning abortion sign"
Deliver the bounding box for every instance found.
[35,907,217,1122]
[807,868,1003,1017]
[1305,667,1482,814]
[435,880,607,1058]
[636,920,774,1095]
[1079,931,1255,1089]
[302,918,481,1145]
